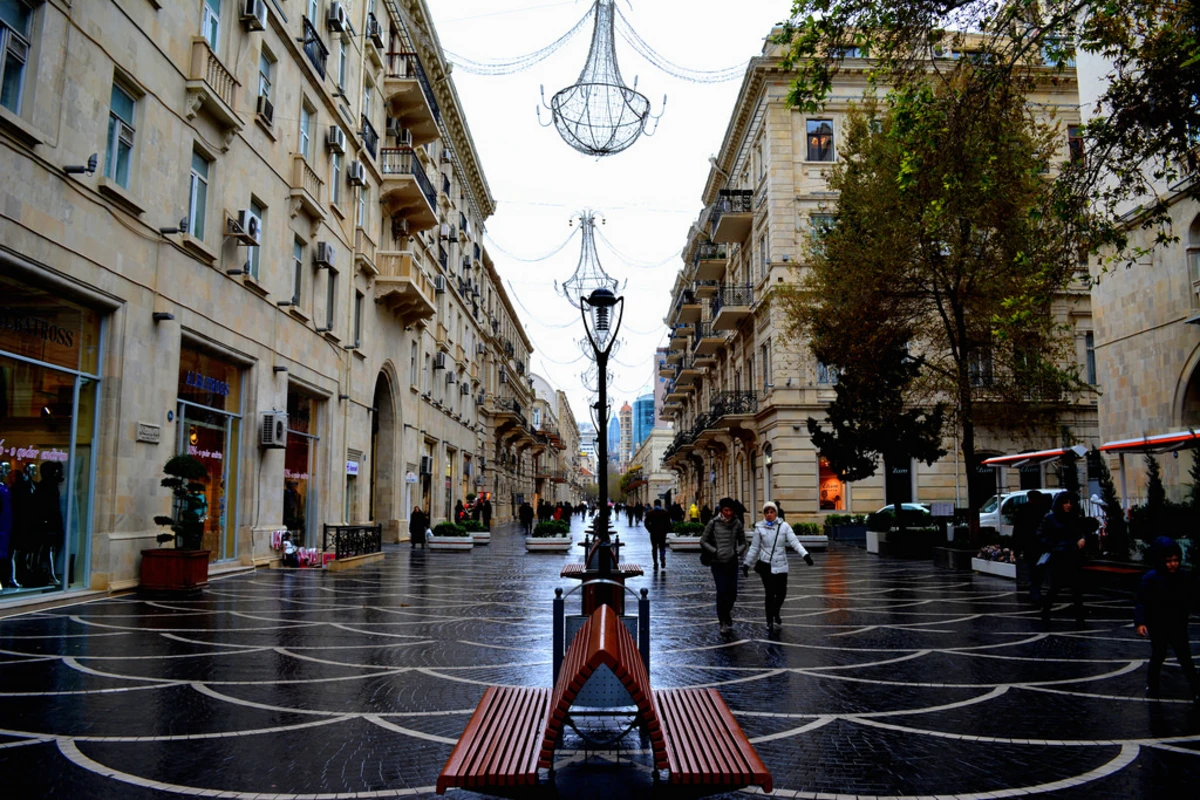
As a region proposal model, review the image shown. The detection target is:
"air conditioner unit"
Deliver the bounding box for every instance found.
[499,369,508,384]
[242,0,268,31]
[419,455,433,475]
[462,255,471,270]
[476,343,486,356]
[434,275,445,293]
[397,127,413,147]
[236,208,262,245]
[460,382,470,396]
[392,217,409,237]
[385,117,402,137]
[255,94,274,124]
[366,14,384,48]
[260,411,288,449]
[439,223,451,240]
[315,241,335,269]
[447,225,459,242]
[346,160,366,186]
[441,148,452,164]
[327,2,348,32]
[434,351,447,370]
[446,371,456,385]
[327,125,347,154]
[477,392,486,405]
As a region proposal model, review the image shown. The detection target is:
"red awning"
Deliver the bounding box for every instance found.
[1099,430,1200,454]
[982,445,1088,468]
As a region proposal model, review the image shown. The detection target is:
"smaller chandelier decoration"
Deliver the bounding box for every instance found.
[539,0,665,157]
[557,210,622,307]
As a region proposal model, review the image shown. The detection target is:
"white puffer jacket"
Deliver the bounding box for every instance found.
[744,520,807,575]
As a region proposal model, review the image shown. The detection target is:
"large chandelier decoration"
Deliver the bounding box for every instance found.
[557,210,622,306]
[538,0,665,157]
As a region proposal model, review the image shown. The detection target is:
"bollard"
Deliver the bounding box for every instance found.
[639,587,650,673]
[553,587,564,685]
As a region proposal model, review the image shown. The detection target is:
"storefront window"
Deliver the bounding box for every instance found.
[177,347,241,562]
[1,277,102,598]
[818,456,844,511]
[285,390,319,546]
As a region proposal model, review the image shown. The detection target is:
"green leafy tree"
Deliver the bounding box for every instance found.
[775,0,1200,265]
[1145,453,1167,511]
[780,78,1085,510]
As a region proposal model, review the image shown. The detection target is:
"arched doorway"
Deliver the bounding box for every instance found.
[371,372,398,539]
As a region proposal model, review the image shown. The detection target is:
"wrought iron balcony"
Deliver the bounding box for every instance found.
[712,284,754,330]
[383,52,440,145]
[302,17,329,79]
[710,190,753,243]
[711,390,759,419]
[379,147,437,230]
[693,241,728,281]
[360,114,378,159]
[691,320,725,355]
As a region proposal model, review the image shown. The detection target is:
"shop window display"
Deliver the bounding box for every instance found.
[285,391,318,546]
[818,456,844,511]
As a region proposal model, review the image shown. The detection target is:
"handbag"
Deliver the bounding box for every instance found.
[753,526,780,576]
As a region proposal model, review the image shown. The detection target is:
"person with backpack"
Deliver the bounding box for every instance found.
[699,498,747,634]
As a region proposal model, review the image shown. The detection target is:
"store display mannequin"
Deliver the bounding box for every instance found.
[0,462,12,589]
[9,465,33,587]
[35,462,65,585]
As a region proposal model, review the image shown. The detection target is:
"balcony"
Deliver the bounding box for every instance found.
[691,320,725,355]
[666,382,689,403]
[379,148,437,231]
[693,242,728,281]
[712,284,754,331]
[354,226,378,276]
[185,38,241,135]
[668,323,692,348]
[301,17,329,79]
[436,322,448,348]
[375,250,436,324]
[694,279,719,299]
[710,190,753,243]
[712,390,759,424]
[676,356,703,386]
[360,115,379,160]
[289,155,325,220]
[657,359,676,379]
[676,289,702,323]
[383,52,440,146]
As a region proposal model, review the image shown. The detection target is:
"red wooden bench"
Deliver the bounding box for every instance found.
[657,687,774,793]
[434,685,551,794]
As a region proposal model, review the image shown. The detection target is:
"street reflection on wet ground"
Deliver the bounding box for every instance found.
[1,512,1198,798]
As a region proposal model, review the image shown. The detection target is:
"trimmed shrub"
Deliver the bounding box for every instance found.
[431,522,469,537]
[532,520,571,537]
[671,521,705,535]
[460,520,487,532]
[793,522,823,537]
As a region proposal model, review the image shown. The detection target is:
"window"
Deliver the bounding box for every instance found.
[969,348,994,387]
[423,352,430,394]
[362,81,372,120]
[258,49,274,99]
[337,38,347,90]
[247,199,265,279]
[1085,331,1096,385]
[532,408,541,428]
[817,360,838,385]
[330,151,341,204]
[292,239,304,304]
[1068,125,1084,164]
[760,340,772,390]
[299,103,314,161]
[357,183,367,226]
[201,0,220,51]
[818,456,845,510]
[409,341,418,385]
[806,119,834,161]
[759,233,769,278]
[0,0,32,114]
[105,83,136,189]
[306,0,319,22]
[188,150,210,240]
[324,269,337,330]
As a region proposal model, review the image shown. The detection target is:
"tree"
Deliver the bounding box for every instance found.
[1189,450,1200,509]
[1145,453,1167,510]
[780,74,1086,511]
[776,0,1200,265]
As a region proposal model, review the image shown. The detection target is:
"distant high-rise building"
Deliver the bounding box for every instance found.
[578,422,598,474]
[632,394,654,452]
[619,402,633,471]
[607,410,622,466]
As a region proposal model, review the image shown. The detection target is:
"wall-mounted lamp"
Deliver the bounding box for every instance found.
[63,154,98,176]
[225,263,250,276]
[276,299,297,307]
[338,394,349,401]
[159,217,189,236]
[273,366,288,373]
[152,312,175,322]
[315,325,331,333]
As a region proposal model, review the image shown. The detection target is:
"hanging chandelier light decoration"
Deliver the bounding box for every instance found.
[556,210,623,306]
[538,0,666,157]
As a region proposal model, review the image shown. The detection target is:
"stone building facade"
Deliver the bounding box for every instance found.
[0,0,552,604]
[625,428,677,507]
[659,36,1097,520]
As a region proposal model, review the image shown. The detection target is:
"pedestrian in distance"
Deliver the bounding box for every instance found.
[409,506,428,549]
[700,503,713,525]
[1038,491,1095,626]
[454,500,466,523]
[518,500,534,535]
[744,501,813,633]
[669,501,685,525]
[481,498,492,529]
[1013,491,1050,606]
[700,498,747,634]
[1135,536,1200,701]
[689,502,700,522]
[644,499,672,571]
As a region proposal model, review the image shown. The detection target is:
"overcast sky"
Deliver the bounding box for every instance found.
[424,0,790,430]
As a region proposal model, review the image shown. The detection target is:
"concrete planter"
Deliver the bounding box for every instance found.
[828,524,867,547]
[866,531,881,554]
[427,536,473,551]
[971,557,1016,579]
[525,535,573,552]
[667,534,702,551]
[470,531,491,545]
[797,535,829,550]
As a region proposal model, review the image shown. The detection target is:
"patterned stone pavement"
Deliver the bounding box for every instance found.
[1,514,1198,799]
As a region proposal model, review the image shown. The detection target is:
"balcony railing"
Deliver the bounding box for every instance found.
[302,17,329,79]
[712,284,754,315]
[323,524,382,559]
[694,241,727,263]
[690,320,719,350]
[712,390,759,418]
[379,147,436,209]
[385,51,440,121]
[360,115,378,159]
[710,189,752,230]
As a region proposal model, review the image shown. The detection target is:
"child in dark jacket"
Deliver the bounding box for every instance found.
[1134,536,1199,700]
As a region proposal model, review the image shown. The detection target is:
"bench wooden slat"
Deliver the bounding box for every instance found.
[436,685,551,794]
[657,687,772,793]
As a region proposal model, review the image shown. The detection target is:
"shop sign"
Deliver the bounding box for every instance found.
[346,460,359,476]
[136,423,161,444]
[0,439,69,462]
[183,370,231,397]
[405,471,418,484]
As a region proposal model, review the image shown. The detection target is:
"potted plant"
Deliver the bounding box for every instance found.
[140,455,211,594]
[792,521,829,550]
[666,520,704,551]
[461,518,490,545]
[428,521,474,550]
[526,519,572,552]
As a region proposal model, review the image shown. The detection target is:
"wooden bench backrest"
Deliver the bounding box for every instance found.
[539,603,666,769]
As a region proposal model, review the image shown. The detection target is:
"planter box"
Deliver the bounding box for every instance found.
[470,531,491,545]
[525,536,573,552]
[971,557,1017,579]
[427,536,473,551]
[667,534,702,551]
[828,524,867,547]
[139,549,210,594]
[933,546,975,572]
[797,535,828,550]
[866,530,881,554]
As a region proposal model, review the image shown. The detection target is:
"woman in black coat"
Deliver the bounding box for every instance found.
[409,506,428,548]
[1038,491,1091,624]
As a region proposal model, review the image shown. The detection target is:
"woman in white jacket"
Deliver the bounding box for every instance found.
[743,501,813,632]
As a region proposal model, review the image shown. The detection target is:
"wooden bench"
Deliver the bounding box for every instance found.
[657,687,773,793]
[559,562,644,578]
[434,684,551,794]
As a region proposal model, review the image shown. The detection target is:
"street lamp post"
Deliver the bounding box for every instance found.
[581,287,624,577]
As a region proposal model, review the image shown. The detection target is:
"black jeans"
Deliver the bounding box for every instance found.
[1042,557,1083,621]
[1148,626,1200,695]
[758,569,788,623]
[711,561,739,626]
[650,533,667,566]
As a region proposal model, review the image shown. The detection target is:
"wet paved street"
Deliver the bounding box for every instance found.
[2,513,1198,799]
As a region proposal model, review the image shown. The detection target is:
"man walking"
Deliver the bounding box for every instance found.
[644,499,672,571]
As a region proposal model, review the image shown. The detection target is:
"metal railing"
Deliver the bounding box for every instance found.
[302,17,329,79]
[323,524,382,559]
[690,320,719,350]
[710,189,752,231]
[694,241,727,263]
[712,390,758,418]
[379,147,436,209]
[360,115,378,159]
[712,284,754,315]
[385,51,440,121]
